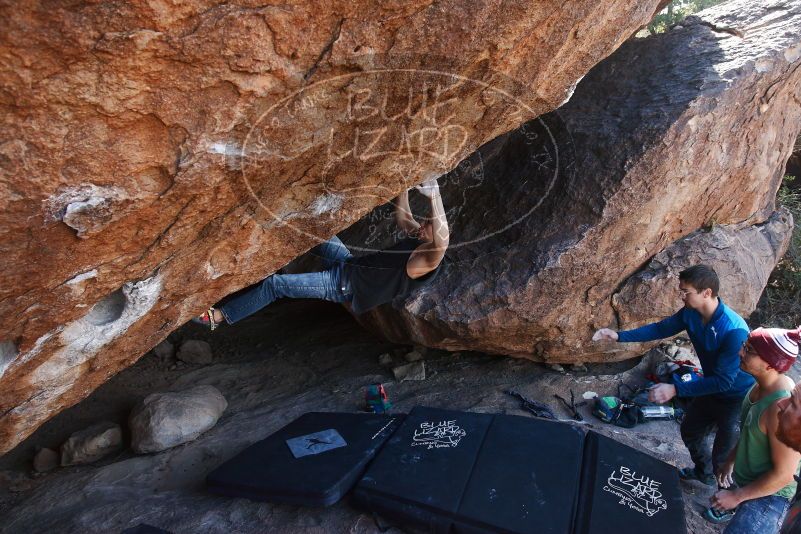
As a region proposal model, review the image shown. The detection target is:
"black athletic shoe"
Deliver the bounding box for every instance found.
[678,467,716,486]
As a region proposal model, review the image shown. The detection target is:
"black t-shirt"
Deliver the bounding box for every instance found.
[344,238,440,314]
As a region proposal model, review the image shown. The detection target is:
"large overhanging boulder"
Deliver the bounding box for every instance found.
[355,0,801,362]
[0,2,667,454]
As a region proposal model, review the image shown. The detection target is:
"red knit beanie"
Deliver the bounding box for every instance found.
[749,326,801,373]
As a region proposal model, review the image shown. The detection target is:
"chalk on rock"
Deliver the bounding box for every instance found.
[378,353,393,367]
[33,447,59,472]
[176,339,212,364]
[571,362,588,373]
[548,363,566,374]
[393,361,426,382]
[60,421,123,466]
[129,385,227,453]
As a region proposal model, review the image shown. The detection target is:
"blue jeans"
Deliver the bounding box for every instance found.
[218,237,354,324]
[724,494,791,534]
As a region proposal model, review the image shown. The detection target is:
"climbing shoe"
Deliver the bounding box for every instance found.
[191,307,220,331]
[703,506,735,524]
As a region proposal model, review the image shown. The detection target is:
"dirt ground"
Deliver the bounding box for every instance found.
[3,299,788,533]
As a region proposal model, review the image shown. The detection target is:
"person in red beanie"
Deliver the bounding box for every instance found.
[705,326,801,533]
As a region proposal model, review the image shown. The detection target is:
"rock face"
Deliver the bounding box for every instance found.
[604,210,793,359]
[129,385,227,453]
[0,1,668,454]
[356,0,801,362]
[60,421,123,466]
[786,134,801,179]
[614,210,794,329]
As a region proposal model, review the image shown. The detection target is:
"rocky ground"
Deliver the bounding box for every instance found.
[2,299,797,533]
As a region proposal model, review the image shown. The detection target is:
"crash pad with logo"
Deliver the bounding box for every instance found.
[206,412,403,506]
[353,406,686,533]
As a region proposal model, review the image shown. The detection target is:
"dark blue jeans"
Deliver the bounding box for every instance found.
[724,494,790,534]
[680,395,742,477]
[218,236,354,324]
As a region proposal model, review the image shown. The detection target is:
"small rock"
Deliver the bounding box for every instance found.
[392,346,411,358]
[392,361,426,382]
[378,353,394,367]
[665,345,679,358]
[33,447,59,472]
[153,339,175,361]
[404,350,424,362]
[571,363,588,373]
[169,364,177,370]
[60,421,123,466]
[176,339,213,364]
[129,385,227,453]
[548,363,566,374]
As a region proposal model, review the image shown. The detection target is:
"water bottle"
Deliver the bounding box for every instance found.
[640,405,677,420]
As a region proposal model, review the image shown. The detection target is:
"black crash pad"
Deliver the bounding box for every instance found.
[206,412,403,506]
[354,406,686,533]
[576,430,687,533]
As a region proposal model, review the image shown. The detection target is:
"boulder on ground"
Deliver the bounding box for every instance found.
[176,340,213,365]
[404,350,424,362]
[378,353,393,367]
[129,385,227,453]
[60,421,123,466]
[392,361,426,382]
[32,447,59,472]
[152,340,175,362]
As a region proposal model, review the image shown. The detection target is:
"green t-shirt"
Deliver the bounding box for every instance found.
[734,385,799,499]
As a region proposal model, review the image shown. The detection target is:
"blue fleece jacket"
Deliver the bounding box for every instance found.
[617,299,754,399]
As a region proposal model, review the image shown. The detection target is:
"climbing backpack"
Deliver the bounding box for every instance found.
[591,396,642,428]
[365,384,392,414]
[618,382,684,422]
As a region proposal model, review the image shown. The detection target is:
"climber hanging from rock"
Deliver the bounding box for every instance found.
[193,177,449,330]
